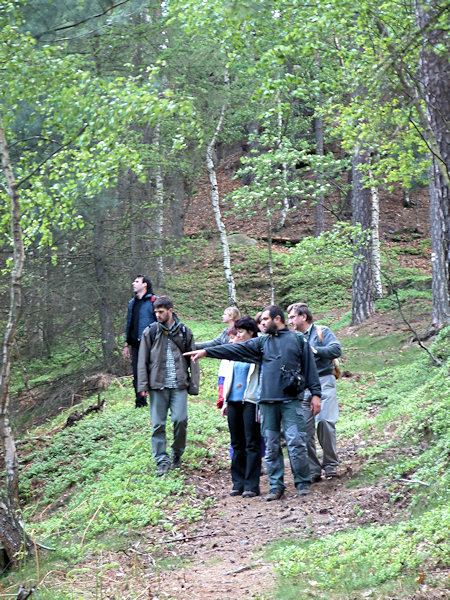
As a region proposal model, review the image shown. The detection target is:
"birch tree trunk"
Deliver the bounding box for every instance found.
[0,118,34,561]
[351,141,374,324]
[274,97,289,232]
[369,170,383,299]
[206,90,237,305]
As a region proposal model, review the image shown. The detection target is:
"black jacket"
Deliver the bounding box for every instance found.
[205,327,321,403]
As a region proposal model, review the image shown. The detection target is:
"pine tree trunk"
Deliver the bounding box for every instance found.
[93,217,116,370]
[153,123,165,286]
[206,89,237,305]
[429,170,450,327]
[267,213,275,304]
[415,0,450,324]
[0,119,33,561]
[314,115,325,236]
[351,142,374,324]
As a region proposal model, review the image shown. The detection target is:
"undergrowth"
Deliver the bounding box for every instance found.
[267,328,449,599]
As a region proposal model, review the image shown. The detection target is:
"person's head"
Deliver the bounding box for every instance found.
[222,306,241,324]
[235,316,259,342]
[254,311,265,333]
[287,303,313,333]
[260,305,286,334]
[227,326,238,344]
[132,275,152,298]
[154,296,174,326]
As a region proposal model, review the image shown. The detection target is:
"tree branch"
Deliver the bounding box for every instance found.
[36,0,133,39]
[16,125,87,189]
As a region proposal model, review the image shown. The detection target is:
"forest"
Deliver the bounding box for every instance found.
[0,1,449,598]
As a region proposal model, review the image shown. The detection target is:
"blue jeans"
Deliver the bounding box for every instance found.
[149,388,188,465]
[259,400,310,491]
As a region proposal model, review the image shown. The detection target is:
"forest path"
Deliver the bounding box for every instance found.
[136,443,407,600]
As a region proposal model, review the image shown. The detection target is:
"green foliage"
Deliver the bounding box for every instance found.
[19,348,227,555]
[268,328,449,597]
[270,507,448,597]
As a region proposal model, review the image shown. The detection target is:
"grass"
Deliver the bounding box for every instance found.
[266,327,450,599]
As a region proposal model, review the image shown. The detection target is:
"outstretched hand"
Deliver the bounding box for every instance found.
[183,349,207,363]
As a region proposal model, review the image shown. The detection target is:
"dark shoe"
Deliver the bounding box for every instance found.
[311,474,322,483]
[229,489,243,497]
[266,488,284,502]
[297,483,311,497]
[156,462,170,477]
[242,490,260,498]
[325,471,338,480]
[169,456,181,470]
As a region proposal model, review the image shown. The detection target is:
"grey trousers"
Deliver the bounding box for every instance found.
[302,374,339,476]
[149,388,188,465]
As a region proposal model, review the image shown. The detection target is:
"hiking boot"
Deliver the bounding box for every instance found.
[229,488,243,497]
[297,483,311,497]
[265,488,284,502]
[242,489,260,498]
[156,462,170,477]
[325,471,338,480]
[169,456,181,470]
[311,474,322,483]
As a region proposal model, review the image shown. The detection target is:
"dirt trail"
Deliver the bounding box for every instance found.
[140,444,406,600]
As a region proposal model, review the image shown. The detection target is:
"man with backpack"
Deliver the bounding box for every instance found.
[288,303,342,481]
[137,296,199,476]
[184,305,321,500]
[123,275,157,408]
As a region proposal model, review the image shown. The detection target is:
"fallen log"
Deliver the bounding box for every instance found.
[64,394,105,428]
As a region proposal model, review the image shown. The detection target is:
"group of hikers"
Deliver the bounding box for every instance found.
[123,275,342,501]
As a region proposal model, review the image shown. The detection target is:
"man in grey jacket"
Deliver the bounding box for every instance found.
[185,305,321,501]
[288,303,342,480]
[137,297,199,476]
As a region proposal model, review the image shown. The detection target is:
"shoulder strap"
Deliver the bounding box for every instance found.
[181,324,188,351]
[149,322,158,344]
[294,332,305,352]
[315,325,323,342]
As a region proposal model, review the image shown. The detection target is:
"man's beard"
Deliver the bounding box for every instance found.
[265,321,278,335]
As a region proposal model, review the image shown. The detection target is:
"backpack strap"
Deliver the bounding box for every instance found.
[294,332,305,352]
[149,322,158,345]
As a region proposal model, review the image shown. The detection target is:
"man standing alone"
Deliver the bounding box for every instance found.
[137,297,199,476]
[288,303,342,480]
[123,276,157,408]
[185,305,321,500]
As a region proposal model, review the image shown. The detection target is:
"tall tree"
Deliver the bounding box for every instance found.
[415,0,450,327]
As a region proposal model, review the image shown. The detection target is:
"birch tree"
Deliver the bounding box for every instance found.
[206,91,237,305]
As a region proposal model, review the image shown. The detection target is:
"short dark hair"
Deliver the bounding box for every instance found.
[235,316,259,338]
[136,275,153,295]
[227,327,238,337]
[287,303,313,323]
[262,305,285,324]
[154,296,173,310]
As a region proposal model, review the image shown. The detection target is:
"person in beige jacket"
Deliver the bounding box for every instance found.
[137,296,199,476]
